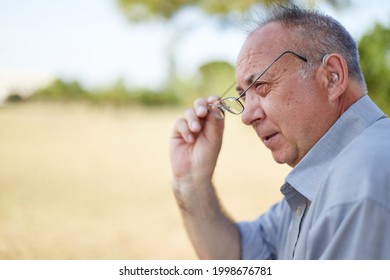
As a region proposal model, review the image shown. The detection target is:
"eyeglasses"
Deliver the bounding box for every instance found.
[207,50,308,119]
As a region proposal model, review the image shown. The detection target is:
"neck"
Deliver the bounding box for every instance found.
[339,82,366,116]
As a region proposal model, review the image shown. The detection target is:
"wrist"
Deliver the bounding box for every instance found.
[172,175,214,213]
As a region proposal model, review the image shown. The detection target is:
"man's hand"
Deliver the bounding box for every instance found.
[169,97,240,260]
[170,96,224,188]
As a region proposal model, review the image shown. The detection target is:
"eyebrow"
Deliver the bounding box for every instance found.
[235,72,263,93]
[245,73,258,85]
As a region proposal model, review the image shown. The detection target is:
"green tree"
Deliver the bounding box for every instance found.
[115,0,349,95]
[359,23,390,114]
[116,0,348,20]
[197,61,235,97]
[117,0,286,20]
[30,79,90,102]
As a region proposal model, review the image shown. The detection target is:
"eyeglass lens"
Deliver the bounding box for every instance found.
[220,97,244,114]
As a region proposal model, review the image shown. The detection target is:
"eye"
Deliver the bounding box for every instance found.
[240,92,246,102]
[255,82,269,97]
[236,89,246,102]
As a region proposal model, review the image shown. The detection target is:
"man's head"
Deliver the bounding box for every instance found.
[236,5,366,167]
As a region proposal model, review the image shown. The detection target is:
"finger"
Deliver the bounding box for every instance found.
[184,108,202,133]
[207,95,221,103]
[172,118,194,143]
[193,98,208,118]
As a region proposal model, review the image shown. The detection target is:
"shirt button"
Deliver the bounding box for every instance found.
[296,206,303,216]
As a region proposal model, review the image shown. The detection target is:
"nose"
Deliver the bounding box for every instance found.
[241,94,265,126]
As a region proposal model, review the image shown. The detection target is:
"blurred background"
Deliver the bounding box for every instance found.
[0,0,389,259]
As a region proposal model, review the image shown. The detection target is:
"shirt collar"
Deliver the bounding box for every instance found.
[285,95,386,201]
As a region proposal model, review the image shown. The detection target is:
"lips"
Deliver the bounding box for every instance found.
[252,122,279,147]
[264,133,277,141]
[261,131,279,146]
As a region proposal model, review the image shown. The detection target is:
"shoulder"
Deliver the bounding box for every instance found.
[317,117,390,210]
[333,117,390,177]
[337,117,390,167]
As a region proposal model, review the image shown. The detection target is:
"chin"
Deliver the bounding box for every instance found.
[272,151,298,167]
[272,154,287,165]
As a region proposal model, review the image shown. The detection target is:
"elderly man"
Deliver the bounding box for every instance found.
[169,5,390,259]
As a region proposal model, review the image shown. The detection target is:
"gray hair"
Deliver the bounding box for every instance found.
[250,5,365,84]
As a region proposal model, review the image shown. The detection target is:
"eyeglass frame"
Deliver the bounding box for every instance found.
[208,50,308,118]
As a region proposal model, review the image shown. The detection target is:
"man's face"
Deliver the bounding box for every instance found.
[236,23,338,167]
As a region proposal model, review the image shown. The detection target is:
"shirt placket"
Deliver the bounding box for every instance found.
[281,183,308,259]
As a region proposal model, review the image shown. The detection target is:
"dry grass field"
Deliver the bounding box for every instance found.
[0,102,290,259]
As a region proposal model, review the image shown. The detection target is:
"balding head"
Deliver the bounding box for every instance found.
[246,5,366,91]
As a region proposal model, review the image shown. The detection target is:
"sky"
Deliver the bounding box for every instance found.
[0,0,389,101]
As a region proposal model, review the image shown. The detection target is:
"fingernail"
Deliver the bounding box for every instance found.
[197,106,207,115]
[191,121,200,131]
[208,96,219,103]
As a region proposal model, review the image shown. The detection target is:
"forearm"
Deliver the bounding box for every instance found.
[173,178,241,260]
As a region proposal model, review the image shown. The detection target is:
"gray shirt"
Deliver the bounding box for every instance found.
[238,96,390,259]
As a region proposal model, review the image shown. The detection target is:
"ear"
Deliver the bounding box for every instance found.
[322,53,348,102]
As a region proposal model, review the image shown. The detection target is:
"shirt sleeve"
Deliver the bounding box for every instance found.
[237,200,288,260]
[307,197,390,259]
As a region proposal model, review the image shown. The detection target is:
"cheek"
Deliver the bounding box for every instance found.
[283,86,320,118]
[269,89,314,141]
[269,89,302,121]
[264,80,321,126]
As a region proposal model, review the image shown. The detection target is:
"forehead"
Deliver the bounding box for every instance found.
[236,23,292,77]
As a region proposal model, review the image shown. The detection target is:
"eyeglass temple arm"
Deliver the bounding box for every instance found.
[237,50,308,99]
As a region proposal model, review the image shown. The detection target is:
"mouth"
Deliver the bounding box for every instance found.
[262,132,278,145]
[252,122,280,147]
